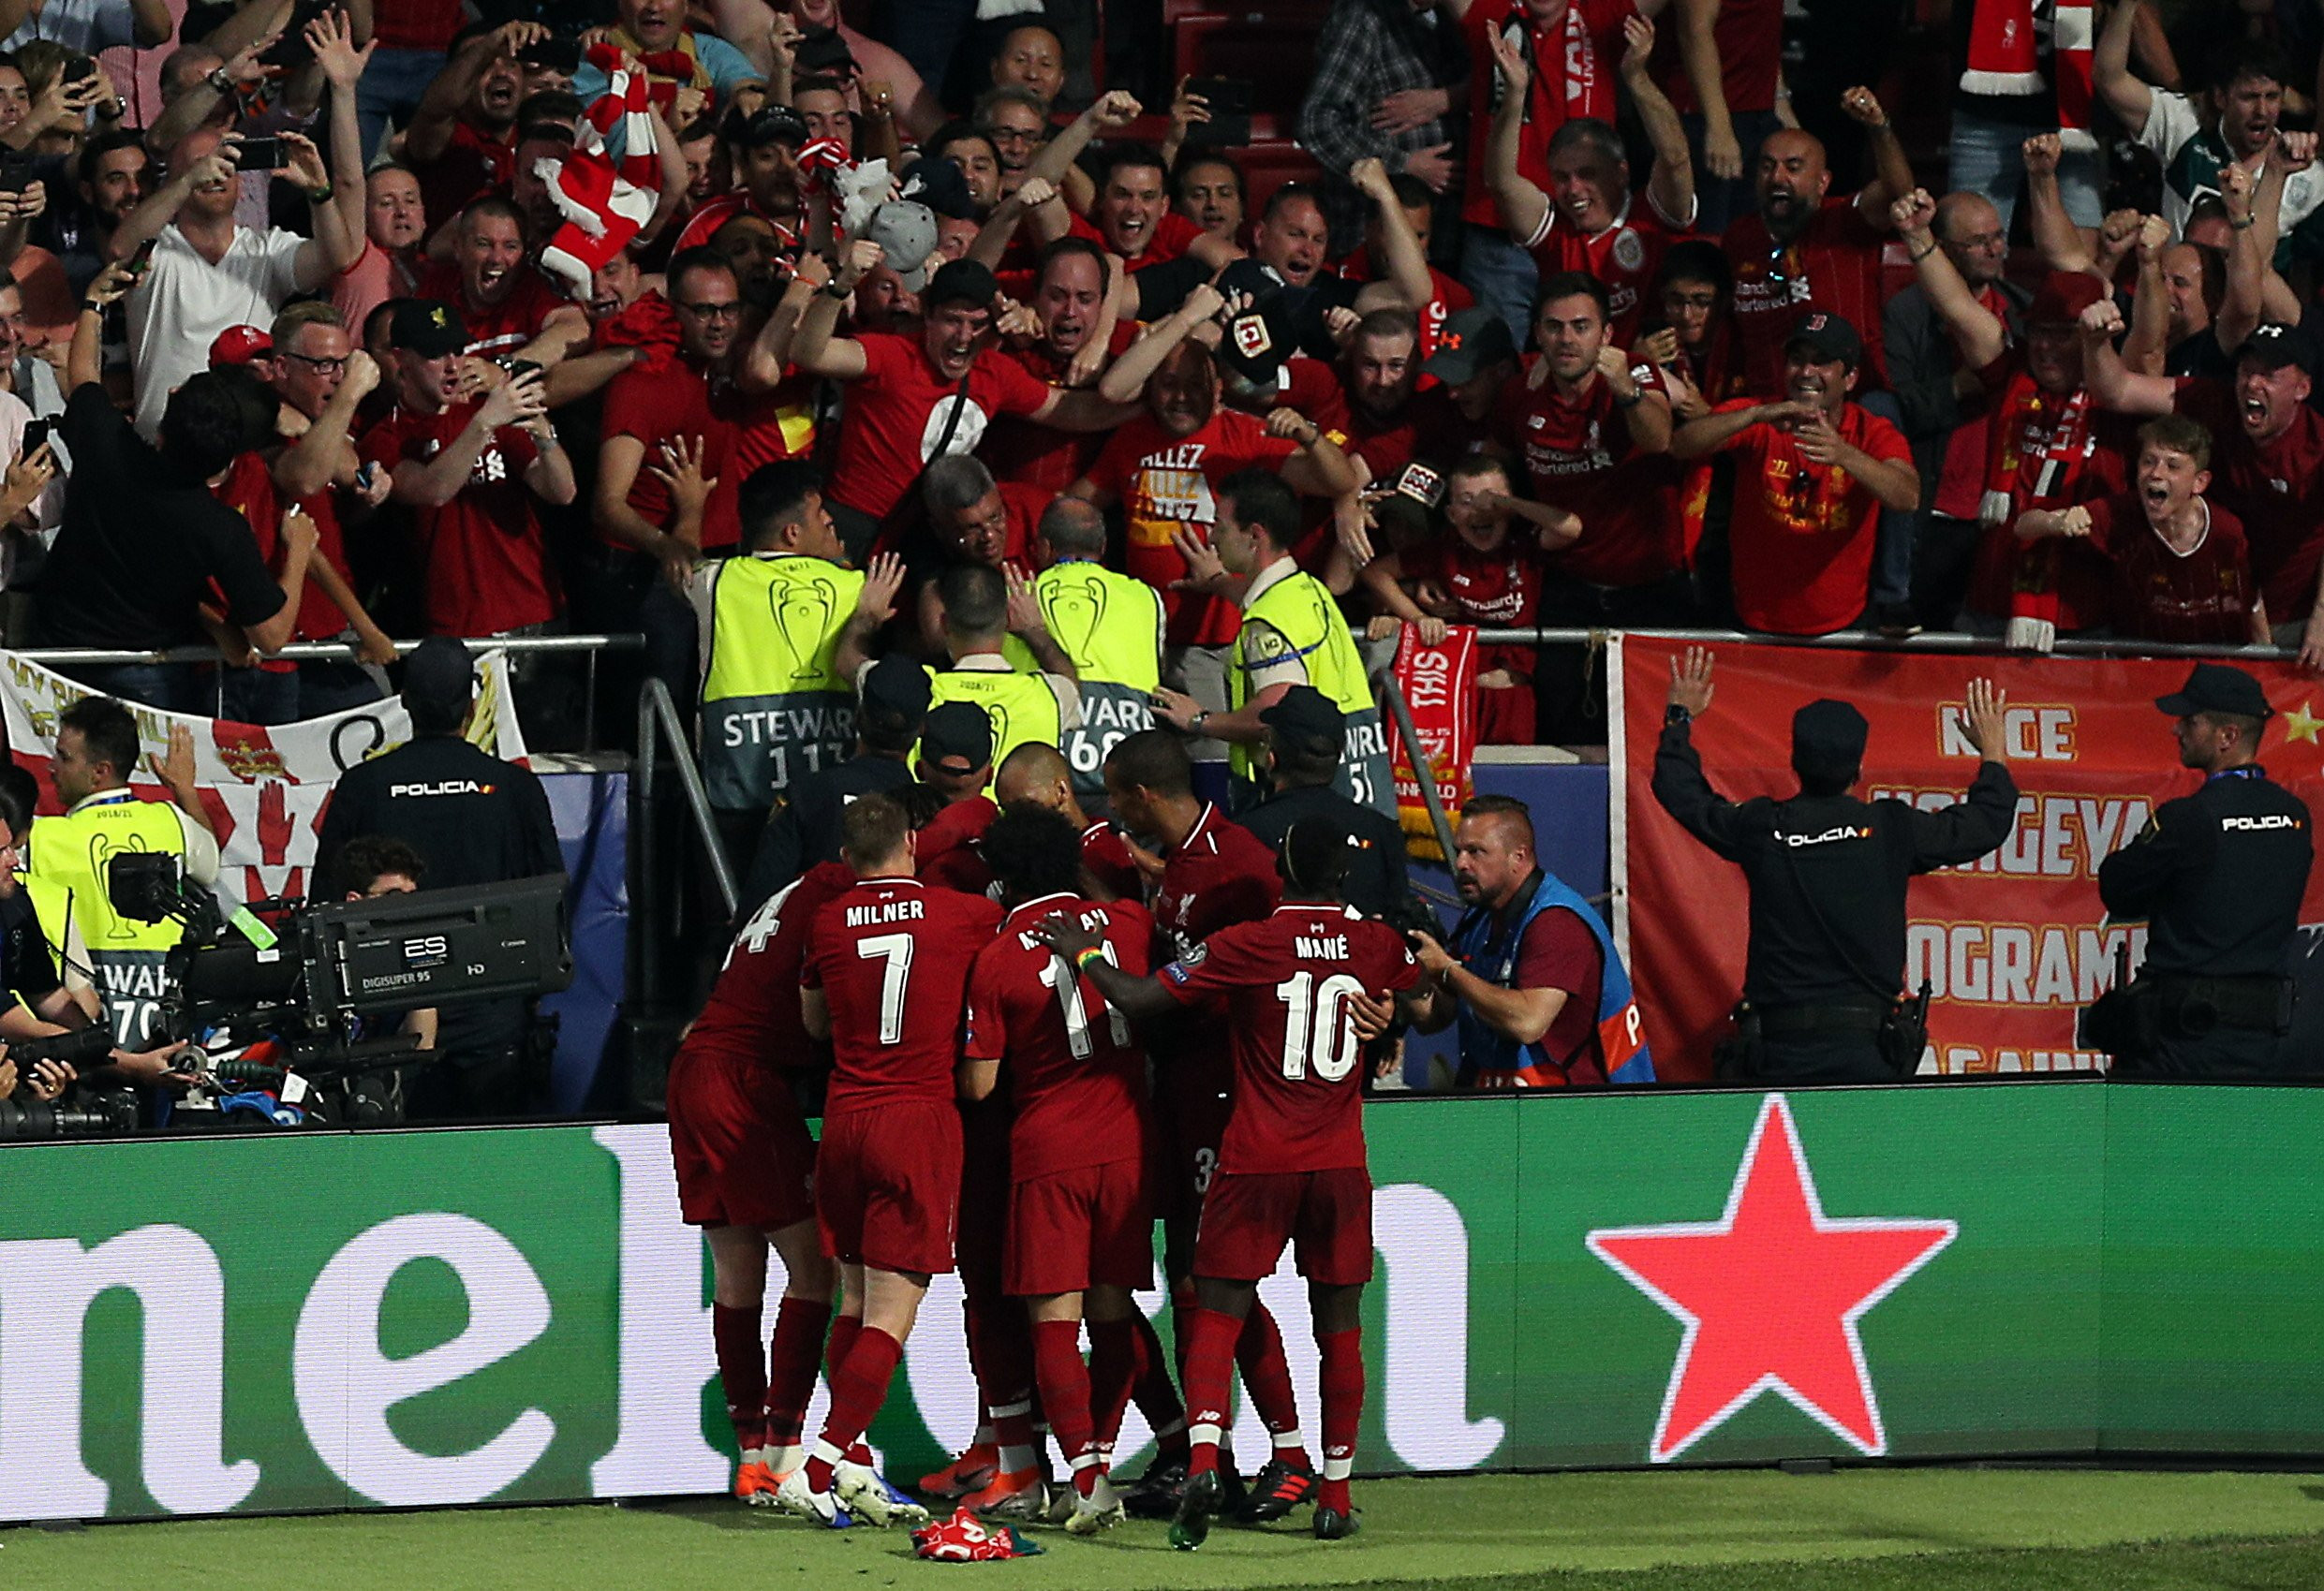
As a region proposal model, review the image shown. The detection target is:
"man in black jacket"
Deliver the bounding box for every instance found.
[315,637,565,1119]
[1236,686,1411,922]
[2095,663,2314,1078]
[1651,646,2018,1083]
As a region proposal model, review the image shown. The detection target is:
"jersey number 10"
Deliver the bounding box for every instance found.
[1275,970,1366,1082]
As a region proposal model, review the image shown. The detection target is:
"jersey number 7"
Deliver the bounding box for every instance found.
[857,933,915,1043]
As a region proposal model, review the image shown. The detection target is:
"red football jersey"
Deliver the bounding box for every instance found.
[1501,360,1682,588]
[687,860,854,1069]
[1152,803,1281,963]
[358,402,553,637]
[1160,904,1420,1173]
[1081,820,1146,903]
[964,891,1153,1180]
[918,796,999,897]
[802,876,1004,1112]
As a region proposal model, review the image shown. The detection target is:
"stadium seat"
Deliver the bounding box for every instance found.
[1172,6,1338,125]
[1240,141,1327,220]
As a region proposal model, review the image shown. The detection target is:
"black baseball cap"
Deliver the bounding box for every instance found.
[1261,685,1345,758]
[401,636,475,716]
[1422,307,1517,385]
[1784,310,1863,371]
[920,700,995,772]
[1217,295,1295,388]
[2155,662,2274,720]
[2241,320,2317,379]
[859,656,932,748]
[899,155,979,220]
[925,258,999,310]
[727,102,807,148]
[389,298,468,358]
[1790,698,1868,784]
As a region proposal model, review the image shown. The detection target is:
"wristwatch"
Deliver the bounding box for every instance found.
[1665,703,1691,727]
[205,66,233,95]
[1191,709,1210,733]
[821,279,851,301]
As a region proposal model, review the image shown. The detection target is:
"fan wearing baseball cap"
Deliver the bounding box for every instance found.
[1671,308,1920,636]
[2091,663,2313,1079]
[1894,191,2134,647]
[2080,284,2324,667]
[792,243,1139,560]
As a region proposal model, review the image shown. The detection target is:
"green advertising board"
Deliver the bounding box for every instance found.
[2,1082,2319,1524]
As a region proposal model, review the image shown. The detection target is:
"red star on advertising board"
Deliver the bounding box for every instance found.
[1587,1095,1956,1463]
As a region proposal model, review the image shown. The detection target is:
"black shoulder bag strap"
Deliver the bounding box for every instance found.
[875,370,975,548]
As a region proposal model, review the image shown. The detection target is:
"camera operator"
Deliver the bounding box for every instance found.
[314,637,563,1120]
[322,833,438,1122]
[1651,648,2018,1083]
[23,697,221,1057]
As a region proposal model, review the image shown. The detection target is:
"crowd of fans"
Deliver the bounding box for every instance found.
[0,0,2308,759]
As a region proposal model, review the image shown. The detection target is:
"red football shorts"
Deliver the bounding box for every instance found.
[1193,1166,1374,1287]
[817,1098,963,1275]
[1004,1157,1154,1297]
[955,1100,1013,1301]
[665,1046,817,1230]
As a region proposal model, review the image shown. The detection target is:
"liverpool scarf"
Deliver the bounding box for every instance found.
[1979,373,2095,652]
[1960,0,2096,153]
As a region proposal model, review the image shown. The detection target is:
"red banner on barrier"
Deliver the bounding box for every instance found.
[1613,636,2324,1082]
[1387,625,1477,859]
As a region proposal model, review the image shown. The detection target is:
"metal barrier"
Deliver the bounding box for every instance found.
[631,674,736,1012]
[1466,625,2302,659]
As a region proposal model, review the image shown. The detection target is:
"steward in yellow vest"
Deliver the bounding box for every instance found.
[1030,497,1162,812]
[692,464,866,813]
[1150,471,1395,815]
[915,563,1083,773]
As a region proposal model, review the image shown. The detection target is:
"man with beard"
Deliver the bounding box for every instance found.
[795,250,1132,559]
[929,123,1005,220]
[674,104,808,255]
[39,127,146,296]
[988,237,1140,494]
[1892,188,2132,649]
[1884,187,2028,631]
[1720,87,1912,397]
[1671,312,1918,637]
[2097,7,2319,243]
[404,21,534,230]
[1486,14,1695,350]
[417,195,589,366]
[1412,305,1521,467]
[111,126,361,440]
[1337,160,1471,360]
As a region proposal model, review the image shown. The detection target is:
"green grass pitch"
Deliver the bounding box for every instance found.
[8,1468,2324,1590]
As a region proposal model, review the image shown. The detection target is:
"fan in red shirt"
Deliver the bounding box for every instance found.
[1483,18,1695,351]
[986,238,1141,495]
[1070,143,1222,274]
[793,248,1133,558]
[1041,818,1426,1546]
[2013,416,2267,647]
[401,24,524,231]
[961,804,1164,1536]
[1672,312,1919,636]
[1099,729,1319,1518]
[1358,455,1561,744]
[360,299,579,637]
[1072,323,1358,652]
[1500,273,1685,599]
[667,860,851,1505]
[415,196,588,362]
[1721,89,1914,396]
[786,792,1003,1529]
[1458,0,1638,237]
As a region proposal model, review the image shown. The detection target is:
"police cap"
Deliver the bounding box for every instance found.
[2155,662,2273,720]
[1260,685,1343,759]
[1791,698,1868,784]
[920,700,994,772]
[402,637,476,717]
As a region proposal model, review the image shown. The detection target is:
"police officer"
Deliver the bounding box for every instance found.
[313,638,565,1121]
[27,697,220,1053]
[1236,686,1411,921]
[1651,647,2018,1083]
[1150,470,1395,817]
[1030,496,1162,816]
[736,655,930,918]
[2091,663,2313,1078]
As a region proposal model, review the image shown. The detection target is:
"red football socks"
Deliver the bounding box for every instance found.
[805,1325,903,1494]
[1179,1306,1241,1479]
[762,1295,831,1451]
[1316,1327,1364,1514]
[710,1303,765,1450]
[1085,1317,1138,1454]
[1237,1302,1306,1456]
[1125,1308,1189,1457]
[1031,1318,1099,1494]
[826,1310,861,1387]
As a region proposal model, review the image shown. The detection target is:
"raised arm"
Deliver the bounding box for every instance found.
[2021,134,2099,275]
[788,240,879,380]
[313,8,376,281]
[283,133,364,288]
[2076,297,2177,415]
[1483,22,1549,243]
[738,258,827,391]
[2095,0,2154,134]
[1842,85,1911,222]
[1676,0,1740,184]
[148,20,287,156]
[1890,187,2007,372]
[1349,158,1435,314]
[1621,15,1695,227]
[2120,214,2172,376]
[1096,282,1222,405]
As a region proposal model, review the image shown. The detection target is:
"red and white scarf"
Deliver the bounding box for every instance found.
[1980,374,2095,651]
[1960,0,2096,153]
[537,44,665,300]
[1502,3,1604,130]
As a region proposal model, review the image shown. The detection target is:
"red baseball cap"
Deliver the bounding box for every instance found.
[208,325,273,368]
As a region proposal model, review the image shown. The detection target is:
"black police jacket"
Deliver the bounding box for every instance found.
[314,735,563,898]
[1652,716,2020,1009]
[1236,783,1412,921]
[738,752,918,919]
[2097,765,2313,979]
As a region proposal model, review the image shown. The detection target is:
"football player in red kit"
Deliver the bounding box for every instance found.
[784,793,1005,1528]
[1043,820,1427,1546]
[992,742,1147,902]
[664,859,852,1504]
[961,803,1161,1534]
[1101,730,1314,1520]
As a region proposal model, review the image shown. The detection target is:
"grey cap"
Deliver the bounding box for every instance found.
[861,199,940,293]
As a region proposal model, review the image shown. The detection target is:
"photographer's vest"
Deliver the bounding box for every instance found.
[25,791,187,1048]
[1230,566,1396,817]
[1449,871,1654,1086]
[922,661,1063,773]
[700,552,865,811]
[1037,559,1162,803]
